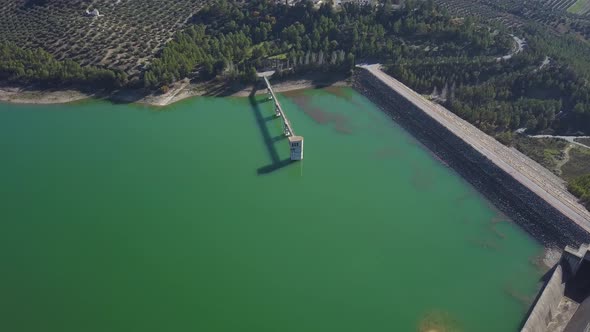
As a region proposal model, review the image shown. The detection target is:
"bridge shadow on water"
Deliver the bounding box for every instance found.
[248,85,294,175]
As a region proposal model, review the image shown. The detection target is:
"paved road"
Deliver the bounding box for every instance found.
[497,35,526,61]
[530,135,590,149]
[359,64,590,235]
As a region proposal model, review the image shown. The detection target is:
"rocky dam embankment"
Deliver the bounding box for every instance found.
[353,66,590,248]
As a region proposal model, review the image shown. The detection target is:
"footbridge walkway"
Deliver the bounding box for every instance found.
[262,75,304,161]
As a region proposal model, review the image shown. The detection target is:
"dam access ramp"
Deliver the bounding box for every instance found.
[262,75,304,161]
[357,64,590,239]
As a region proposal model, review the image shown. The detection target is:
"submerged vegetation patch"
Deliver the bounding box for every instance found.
[418,310,462,332]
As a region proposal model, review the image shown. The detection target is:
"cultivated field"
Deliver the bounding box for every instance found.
[567,0,590,14]
[434,0,525,28]
[0,0,209,78]
[436,0,590,40]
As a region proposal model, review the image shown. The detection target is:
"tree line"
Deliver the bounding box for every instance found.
[0,43,126,89]
[143,0,509,89]
[385,27,590,136]
[1,0,512,93]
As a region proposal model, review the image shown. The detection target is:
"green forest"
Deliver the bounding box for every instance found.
[143,0,509,87]
[0,43,127,88]
[386,25,590,136]
[3,0,590,137]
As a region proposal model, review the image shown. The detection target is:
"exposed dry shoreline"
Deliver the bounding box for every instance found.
[0,86,91,105]
[0,76,349,106]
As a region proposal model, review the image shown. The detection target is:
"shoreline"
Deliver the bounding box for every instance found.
[4,69,588,250]
[0,86,92,105]
[0,77,349,106]
[353,66,590,249]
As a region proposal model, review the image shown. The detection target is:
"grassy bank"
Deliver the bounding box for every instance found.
[514,135,590,210]
[513,137,568,174]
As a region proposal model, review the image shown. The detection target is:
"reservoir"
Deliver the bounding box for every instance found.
[0,88,542,331]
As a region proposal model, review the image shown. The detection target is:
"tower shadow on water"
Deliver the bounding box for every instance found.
[248,85,293,175]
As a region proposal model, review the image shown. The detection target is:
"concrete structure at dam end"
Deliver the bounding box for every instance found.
[521,244,590,332]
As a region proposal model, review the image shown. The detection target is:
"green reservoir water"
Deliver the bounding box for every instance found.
[0,88,542,331]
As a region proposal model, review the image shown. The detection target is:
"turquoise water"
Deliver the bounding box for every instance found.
[0,88,541,331]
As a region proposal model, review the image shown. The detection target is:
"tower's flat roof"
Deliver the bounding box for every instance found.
[288,136,303,142]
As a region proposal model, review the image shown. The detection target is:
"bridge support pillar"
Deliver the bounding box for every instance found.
[283,121,292,137]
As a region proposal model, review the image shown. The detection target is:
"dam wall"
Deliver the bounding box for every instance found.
[353,67,590,248]
[521,265,565,332]
[521,244,590,331]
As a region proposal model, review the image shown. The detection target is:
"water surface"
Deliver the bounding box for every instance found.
[0,88,542,331]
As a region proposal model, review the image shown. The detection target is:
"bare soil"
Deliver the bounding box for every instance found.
[0,76,350,106]
[0,86,90,104]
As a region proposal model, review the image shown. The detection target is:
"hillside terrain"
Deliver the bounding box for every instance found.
[389,0,590,209]
[435,0,590,40]
[0,0,208,80]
